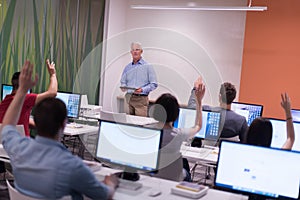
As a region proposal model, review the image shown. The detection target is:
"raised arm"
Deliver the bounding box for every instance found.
[188,77,205,138]
[281,93,295,150]
[35,59,57,104]
[2,61,38,127]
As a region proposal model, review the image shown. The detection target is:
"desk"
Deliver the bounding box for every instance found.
[64,124,99,136]
[80,112,159,126]
[63,124,99,158]
[94,167,247,200]
[0,144,9,163]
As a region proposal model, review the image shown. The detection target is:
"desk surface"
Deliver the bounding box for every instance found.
[95,167,247,200]
[80,112,159,126]
[180,145,219,164]
[0,144,9,162]
[64,123,99,136]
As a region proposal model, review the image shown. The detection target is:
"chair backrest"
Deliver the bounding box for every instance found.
[80,94,88,107]
[6,179,40,200]
[153,154,184,182]
[216,135,240,147]
[0,124,25,143]
[6,180,72,200]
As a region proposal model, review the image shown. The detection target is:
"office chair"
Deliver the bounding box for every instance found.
[6,179,40,200]
[6,179,72,200]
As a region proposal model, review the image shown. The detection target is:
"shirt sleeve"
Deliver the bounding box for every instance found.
[69,160,109,200]
[25,93,38,108]
[187,89,197,109]
[141,65,158,94]
[2,125,27,158]
[239,119,249,143]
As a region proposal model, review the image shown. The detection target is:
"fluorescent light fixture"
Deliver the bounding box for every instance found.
[131,5,267,11]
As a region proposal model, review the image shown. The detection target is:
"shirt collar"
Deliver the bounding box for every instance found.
[132,58,145,65]
[35,135,67,149]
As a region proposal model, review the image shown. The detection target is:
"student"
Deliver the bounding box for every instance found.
[247,93,295,149]
[151,77,205,181]
[0,59,57,179]
[0,59,57,137]
[188,82,248,143]
[1,61,118,199]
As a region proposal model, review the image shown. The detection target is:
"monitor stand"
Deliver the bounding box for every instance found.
[114,171,140,181]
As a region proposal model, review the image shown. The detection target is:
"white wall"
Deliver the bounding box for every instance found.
[101,0,247,111]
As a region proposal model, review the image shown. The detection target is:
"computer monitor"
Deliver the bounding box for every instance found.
[215,141,300,200]
[95,120,163,180]
[1,84,30,101]
[231,102,263,126]
[173,108,221,140]
[56,91,81,119]
[269,118,300,151]
[1,84,13,100]
[291,109,300,122]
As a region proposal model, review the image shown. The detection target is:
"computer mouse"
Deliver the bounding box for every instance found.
[148,189,162,197]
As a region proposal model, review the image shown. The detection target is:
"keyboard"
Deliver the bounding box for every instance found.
[83,160,102,172]
[118,179,143,191]
[180,146,212,158]
[126,115,158,126]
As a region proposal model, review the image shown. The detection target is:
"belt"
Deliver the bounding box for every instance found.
[131,93,148,97]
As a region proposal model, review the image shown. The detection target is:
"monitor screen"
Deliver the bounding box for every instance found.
[291,109,300,123]
[56,91,81,119]
[215,141,300,199]
[173,108,221,140]
[269,118,300,151]
[95,120,163,172]
[231,102,263,126]
[1,84,31,100]
[1,84,13,100]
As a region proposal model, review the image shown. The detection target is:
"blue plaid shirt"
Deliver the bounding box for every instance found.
[2,125,109,200]
[120,58,158,95]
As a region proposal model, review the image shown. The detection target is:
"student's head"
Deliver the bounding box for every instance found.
[246,117,273,147]
[219,82,236,105]
[11,72,20,90]
[152,93,179,123]
[130,42,143,62]
[34,97,67,138]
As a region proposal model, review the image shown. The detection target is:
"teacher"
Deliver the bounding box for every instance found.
[120,42,158,116]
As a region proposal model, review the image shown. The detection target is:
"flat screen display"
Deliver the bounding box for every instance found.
[269,118,300,151]
[291,109,300,123]
[95,120,162,172]
[215,141,300,199]
[56,91,81,119]
[231,102,263,126]
[173,108,221,140]
[1,84,30,100]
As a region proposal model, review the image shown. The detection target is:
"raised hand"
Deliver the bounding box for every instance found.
[46,59,56,76]
[280,92,291,114]
[19,61,38,93]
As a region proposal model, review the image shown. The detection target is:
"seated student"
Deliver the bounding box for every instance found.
[150,77,205,181]
[188,82,248,143]
[0,59,57,179]
[1,61,118,199]
[247,93,295,149]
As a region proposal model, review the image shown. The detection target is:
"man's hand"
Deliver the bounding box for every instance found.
[19,61,38,93]
[103,174,119,188]
[281,92,291,117]
[134,88,143,94]
[46,59,56,76]
[194,77,205,101]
